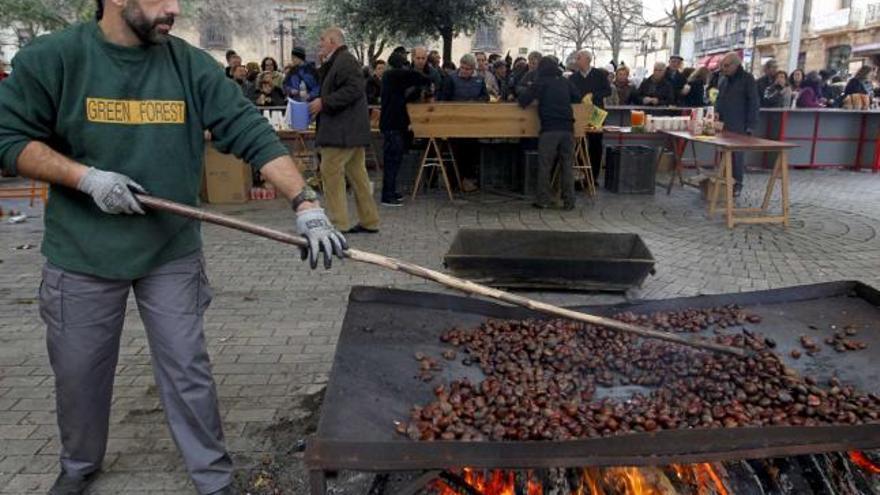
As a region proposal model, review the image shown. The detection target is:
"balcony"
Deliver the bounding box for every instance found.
[810,8,853,32]
[868,3,880,25]
[694,30,747,54]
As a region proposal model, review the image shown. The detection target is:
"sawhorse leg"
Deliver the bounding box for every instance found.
[666,136,687,195]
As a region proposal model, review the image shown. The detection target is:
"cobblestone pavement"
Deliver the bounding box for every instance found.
[2,169,880,493]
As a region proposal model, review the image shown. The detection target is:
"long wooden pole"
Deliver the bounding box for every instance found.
[136,195,746,357]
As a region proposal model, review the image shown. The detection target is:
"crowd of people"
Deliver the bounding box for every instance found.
[216,40,880,208]
[754,60,877,109]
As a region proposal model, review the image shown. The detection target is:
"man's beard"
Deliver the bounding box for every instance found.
[122,1,174,45]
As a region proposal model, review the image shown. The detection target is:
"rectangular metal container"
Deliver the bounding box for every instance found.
[306,282,880,474]
[443,229,656,291]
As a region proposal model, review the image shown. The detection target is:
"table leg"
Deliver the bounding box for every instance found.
[434,138,455,201]
[411,138,434,200]
[309,470,327,495]
[781,151,790,228]
[724,151,734,229]
[761,154,782,212]
[666,137,685,195]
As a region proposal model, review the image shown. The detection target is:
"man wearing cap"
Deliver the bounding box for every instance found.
[0,1,346,494]
[283,46,320,102]
[666,55,687,105]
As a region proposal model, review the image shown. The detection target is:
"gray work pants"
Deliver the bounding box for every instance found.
[38,252,231,494]
[537,130,575,206]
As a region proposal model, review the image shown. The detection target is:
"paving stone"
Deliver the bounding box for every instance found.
[4,170,880,491]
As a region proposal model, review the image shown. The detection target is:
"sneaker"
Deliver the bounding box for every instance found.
[49,470,99,495]
[562,202,576,211]
[381,198,403,207]
[346,224,379,234]
[532,202,551,210]
[393,193,404,201]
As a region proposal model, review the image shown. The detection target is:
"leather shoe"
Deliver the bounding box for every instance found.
[49,470,99,495]
[346,224,379,234]
[206,485,237,495]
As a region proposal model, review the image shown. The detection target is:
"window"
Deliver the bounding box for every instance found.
[827,45,852,72]
[200,19,230,50]
[841,0,851,8]
[802,0,812,26]
[798,52,806,70]
[473,24,501,52]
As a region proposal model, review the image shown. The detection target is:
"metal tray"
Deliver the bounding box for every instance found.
[443,229,656,291]
[306,282,880,472]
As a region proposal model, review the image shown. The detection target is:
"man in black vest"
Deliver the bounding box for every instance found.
[569,50,610,181]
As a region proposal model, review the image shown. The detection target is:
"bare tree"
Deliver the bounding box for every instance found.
[646,0,745,55]
[592,0,643,66]
[539,0,596,53]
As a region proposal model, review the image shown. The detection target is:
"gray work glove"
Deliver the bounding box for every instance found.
[295,207,347,269]
[77,167,146,214]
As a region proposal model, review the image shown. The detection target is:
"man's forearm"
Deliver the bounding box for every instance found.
[260,155,309,202]
[16,141,88,189]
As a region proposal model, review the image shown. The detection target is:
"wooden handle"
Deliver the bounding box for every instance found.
[136,194,746,357]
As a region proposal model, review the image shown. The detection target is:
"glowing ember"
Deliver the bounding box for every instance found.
[435,468,540,495]
[849,451,880,475]
[671,463,729,495]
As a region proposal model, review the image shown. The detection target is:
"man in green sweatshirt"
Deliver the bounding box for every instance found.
[0,1,347,494]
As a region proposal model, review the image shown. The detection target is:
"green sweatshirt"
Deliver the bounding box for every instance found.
[0,22,289,280]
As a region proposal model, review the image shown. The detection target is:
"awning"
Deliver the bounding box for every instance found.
[697,50,744,70]
[853,42,880,55]
[706,54,724,70]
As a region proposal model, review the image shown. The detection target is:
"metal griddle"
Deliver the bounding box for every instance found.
[443,229,656,291]
[305,281,880,491]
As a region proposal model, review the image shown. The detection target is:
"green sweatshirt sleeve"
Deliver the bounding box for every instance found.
[192,49,288,171]
[0,43,60,175]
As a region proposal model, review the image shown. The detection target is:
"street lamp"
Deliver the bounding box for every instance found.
[273,6,292,66]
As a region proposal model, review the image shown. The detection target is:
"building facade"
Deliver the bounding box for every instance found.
[691,2,751,71]
[755,0,880,75]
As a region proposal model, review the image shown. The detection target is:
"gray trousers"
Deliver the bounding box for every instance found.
[537,130,575,206]
[38,252,231,494]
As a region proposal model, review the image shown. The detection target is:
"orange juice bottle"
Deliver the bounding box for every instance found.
[631,110,645,127]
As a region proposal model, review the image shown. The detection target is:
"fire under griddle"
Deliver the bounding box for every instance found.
[305,282,880,493]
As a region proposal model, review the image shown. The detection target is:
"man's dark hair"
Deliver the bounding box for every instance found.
[95,0,104,21]
[388,53,407,69]
[225,50,238,62]
[537,56,561,78]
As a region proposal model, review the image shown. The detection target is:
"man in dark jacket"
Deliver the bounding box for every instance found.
[410,46,442,101]
[666,54,687,104]
[283,46,320,101]
[518,56,582,210]
[439,53,488,191]
[638,62,675,105]
[715,52,759,197]
[756,59,778,107]
[568,50,610,181]
[310,27,380,233]
[380,53,430,206]
[440,53,489,101]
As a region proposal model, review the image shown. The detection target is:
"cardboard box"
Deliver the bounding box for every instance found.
[656,151,675,173]
[204,144,252,204]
